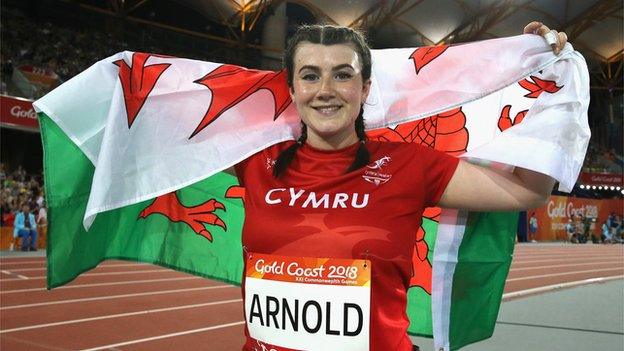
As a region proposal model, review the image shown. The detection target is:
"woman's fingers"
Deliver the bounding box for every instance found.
[559,31,568,47]
[523,21,542,34]
[523,22,568,54]
[535,24,551,37]
[546,29,560,54]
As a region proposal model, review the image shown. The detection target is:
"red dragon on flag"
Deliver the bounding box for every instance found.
[131,47,563,296]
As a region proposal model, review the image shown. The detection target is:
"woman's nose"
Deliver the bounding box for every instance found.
[315,76,335,99]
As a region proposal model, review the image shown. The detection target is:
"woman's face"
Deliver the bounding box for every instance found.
[290,42,371,149]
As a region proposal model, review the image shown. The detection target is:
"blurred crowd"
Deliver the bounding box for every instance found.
[565,213,623,244]
[0,4,221,99]
[0,163,46,229]
[582,144,624,174]
[0,6,160,98]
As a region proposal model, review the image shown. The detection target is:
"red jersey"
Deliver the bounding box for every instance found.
[236,140,459,351]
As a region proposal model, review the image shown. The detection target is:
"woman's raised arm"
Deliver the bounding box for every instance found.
[438,160,555,211]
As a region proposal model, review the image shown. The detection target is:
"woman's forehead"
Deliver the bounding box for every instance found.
[293,42,362,71]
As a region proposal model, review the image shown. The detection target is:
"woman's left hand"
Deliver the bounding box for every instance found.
[524,21,568,54]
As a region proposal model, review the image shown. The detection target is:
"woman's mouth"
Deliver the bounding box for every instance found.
[312,105,342,116]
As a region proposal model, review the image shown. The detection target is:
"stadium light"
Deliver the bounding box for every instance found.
[621,189,624,195]
[579,185,585,189]
[598,186,603,190]
[610,186,615,191]
[617,187,622,191]
[592,185,597,190]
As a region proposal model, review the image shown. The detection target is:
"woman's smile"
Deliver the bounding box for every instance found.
[312,104,343,116]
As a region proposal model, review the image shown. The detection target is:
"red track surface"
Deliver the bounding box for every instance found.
[1,244,622,350]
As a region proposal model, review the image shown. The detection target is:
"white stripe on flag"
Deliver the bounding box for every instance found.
[431,209,468,351]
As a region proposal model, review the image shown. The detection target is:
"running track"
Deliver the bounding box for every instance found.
[1,244,622,350]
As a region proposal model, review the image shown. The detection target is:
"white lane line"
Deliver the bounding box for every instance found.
[515,251,624,255]
[511,256,623,265]
[1,276,201,294]
[0,261,44,265]
[1,298,242,333]
[8,263,159,272]
[506,268,624,282]
[0,285,237,310]
[503,275,624,300]
[0,270,28,280]
[513,252,624,258]
[79,321,246,351]
[0,259,46,264]
[510,261,624,272]
[0,269,174,282]
[513,253,623,259]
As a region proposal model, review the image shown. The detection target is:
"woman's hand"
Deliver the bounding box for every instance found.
[523,21,568,54]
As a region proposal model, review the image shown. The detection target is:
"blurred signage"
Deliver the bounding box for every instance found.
[0,95,38,131]
[579,172,623,186]
[529,195,623,241]
[18,65,59,88]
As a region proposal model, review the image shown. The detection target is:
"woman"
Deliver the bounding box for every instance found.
[235,22,567,350]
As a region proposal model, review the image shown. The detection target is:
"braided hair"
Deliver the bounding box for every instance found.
[273,25,372,178]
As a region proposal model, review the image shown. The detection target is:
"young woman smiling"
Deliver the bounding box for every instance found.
[234,22,568,351]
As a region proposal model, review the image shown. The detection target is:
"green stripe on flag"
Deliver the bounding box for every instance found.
[40,113,245,289]
[448,212,517,350]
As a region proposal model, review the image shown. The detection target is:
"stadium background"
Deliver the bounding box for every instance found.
[0,1,622,350]
[1,0,622,242]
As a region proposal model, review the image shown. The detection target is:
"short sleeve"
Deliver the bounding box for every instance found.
[414,144,460,207]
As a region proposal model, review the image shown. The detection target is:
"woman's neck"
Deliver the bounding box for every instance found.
[305,131,360,150]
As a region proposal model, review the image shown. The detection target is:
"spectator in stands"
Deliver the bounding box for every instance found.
[0,198,10,227]
[582,216,592,242]
[14,166,26,182]
[575,215,586,243]
[566,217,576,243]
[1,165,45,247]
[12,203,37,251]
[36,190,45,208]
[608,213,619,238]
[601,220,612,243]
[613,215,623,243]
[37,201,47,246]
[528,212,538,242]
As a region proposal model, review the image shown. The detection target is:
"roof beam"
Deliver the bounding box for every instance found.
[395,18,433,45]
[607,49,623,63]
[348,0,425,30]
[71,1,282,53]
[523,5,563,27]
[125,0,151,15]
[562,0,623,41]
[436,0,535,45]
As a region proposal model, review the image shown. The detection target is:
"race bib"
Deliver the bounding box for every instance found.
[245,253,371,351]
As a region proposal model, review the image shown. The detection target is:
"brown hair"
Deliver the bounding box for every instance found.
[273,24,371,178]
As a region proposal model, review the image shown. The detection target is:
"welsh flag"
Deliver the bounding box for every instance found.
[35,35,589,351]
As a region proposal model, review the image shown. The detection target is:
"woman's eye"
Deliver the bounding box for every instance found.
[301,73,318,81]
[335,72,353,80]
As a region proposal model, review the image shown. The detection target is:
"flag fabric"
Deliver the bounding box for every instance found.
[35,34,589,351]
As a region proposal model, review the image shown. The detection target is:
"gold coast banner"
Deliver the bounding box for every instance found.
[530,195,623,241]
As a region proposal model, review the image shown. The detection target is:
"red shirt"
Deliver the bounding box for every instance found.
[236,140,459,351]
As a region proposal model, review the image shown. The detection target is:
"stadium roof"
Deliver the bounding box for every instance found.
[169,0,622,63]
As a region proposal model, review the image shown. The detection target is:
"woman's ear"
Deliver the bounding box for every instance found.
[289,86,295,102]
[362,79,372,103]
